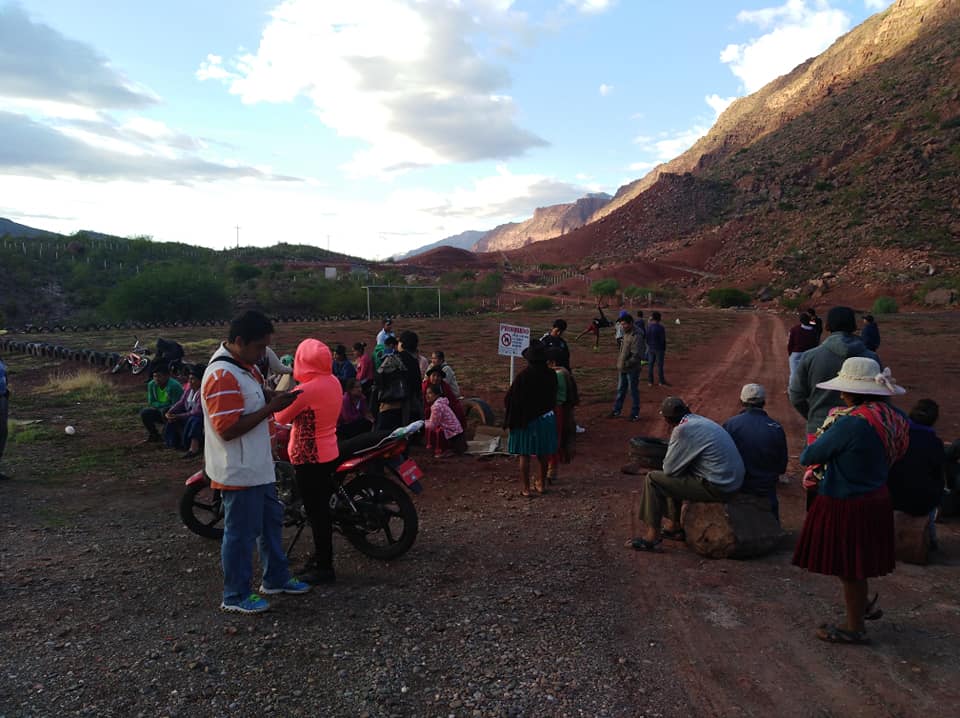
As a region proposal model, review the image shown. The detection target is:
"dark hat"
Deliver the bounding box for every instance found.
[188,363,206,379]
[544,346,565,363]
[383,317,393,324]
[826,306,856,333]
[398,330,418,352]
[522,339,547,363]
[425,365,444,377]
[659,396,690,421]
[384,335,398,346]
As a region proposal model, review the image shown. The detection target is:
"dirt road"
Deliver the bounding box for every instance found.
[1,309,958,717]
[599,311,960,717]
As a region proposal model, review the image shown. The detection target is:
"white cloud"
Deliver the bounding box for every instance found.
[200,0,547,177]
[705,93,737,117]
[599,83,614,96]
[864,0,891,10]
[565,0,615,13]
[633,125,709,163]
[0,5,156,109]
[720,0,851,93]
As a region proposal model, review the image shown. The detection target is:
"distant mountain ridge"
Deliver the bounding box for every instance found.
[393,230,485,261]
[0,217,58,239]
[472,193,611,253]
[510,0,960,301]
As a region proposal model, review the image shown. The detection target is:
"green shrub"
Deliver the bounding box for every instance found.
[590,278,619,298]
[523,296,553,311]
[872,296,898,315]
[780,296,804,311]
[707,287,752,308]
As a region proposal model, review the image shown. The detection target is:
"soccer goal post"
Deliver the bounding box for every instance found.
[362,284,442,321]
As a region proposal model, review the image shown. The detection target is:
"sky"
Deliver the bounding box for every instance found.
[0,0,894,260]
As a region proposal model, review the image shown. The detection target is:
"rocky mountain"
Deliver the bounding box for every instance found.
[513,0,960,305]
[472,193,612,253]
[394,230,486,261]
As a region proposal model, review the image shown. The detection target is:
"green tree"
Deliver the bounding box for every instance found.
[476,272,504,297]
[871,296,898,314]
[707,287,752,308]
[103,264,230,321]
[590,278,619,298]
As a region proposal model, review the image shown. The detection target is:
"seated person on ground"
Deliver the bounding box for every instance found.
[888,398,946,549]
[424,384,466,457]
[630,396,744,551]
[140,363,184,446]
[422,366,466,427]
[722,383,788,521]
[337,378,374,440]
[166,363,205,458]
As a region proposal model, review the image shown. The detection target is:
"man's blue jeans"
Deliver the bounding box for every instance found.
[613,369,640,418]
[221,482,291,604]
[647,350,666,384]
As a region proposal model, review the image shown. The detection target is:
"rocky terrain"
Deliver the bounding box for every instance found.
[471,194,611,254]
[507,0,960,306]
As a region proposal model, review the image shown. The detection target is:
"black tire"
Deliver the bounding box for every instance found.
[339,474,418,561]
[180,481,224,539]
[462,397,495,425]
[131,356,150,375]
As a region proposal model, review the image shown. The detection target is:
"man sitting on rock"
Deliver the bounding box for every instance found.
[630,396,744,551]
[722,384,788,522]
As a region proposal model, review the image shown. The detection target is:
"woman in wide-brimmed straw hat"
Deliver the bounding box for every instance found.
[503,340,558,496]
[792,357,909,645]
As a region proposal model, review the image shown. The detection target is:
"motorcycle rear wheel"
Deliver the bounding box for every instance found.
[180,482,225,540]
[131,357,150,375]
[339,474,418,560]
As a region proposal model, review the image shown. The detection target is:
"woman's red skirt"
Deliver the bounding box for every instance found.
[792,485,895,579]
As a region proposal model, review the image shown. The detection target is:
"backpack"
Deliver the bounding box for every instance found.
[377,353,408,402]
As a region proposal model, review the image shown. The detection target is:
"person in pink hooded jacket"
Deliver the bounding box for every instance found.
[424,383,466,457]
[273,338,343,584]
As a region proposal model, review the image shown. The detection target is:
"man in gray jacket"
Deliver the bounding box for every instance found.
[609,314,643,421]
[630,396,745,550]
[788,306,880,439]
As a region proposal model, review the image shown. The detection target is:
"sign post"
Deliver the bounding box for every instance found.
[498,323,530,384]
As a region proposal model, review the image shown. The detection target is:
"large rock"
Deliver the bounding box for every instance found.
[682,494,784,559]
[894,511,930,565]
[924,288,957,306]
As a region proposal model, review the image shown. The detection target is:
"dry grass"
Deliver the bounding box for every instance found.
[39,369,115,401]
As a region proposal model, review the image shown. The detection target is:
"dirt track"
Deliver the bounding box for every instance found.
[1,309,958,717]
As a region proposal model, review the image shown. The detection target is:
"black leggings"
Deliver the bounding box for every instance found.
[294,460,340,568]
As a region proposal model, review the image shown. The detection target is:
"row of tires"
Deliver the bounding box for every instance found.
[0,337,122,368]
[5,312,458,334]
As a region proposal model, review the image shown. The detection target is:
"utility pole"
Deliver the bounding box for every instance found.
[235,225,240,250]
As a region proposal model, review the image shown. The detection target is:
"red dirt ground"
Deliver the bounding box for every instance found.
[2,308,959,715]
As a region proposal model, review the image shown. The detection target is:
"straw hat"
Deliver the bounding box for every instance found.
[815,357,905,396]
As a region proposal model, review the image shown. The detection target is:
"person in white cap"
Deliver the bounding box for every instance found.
[792,356,909,645]
[722,384,788,522]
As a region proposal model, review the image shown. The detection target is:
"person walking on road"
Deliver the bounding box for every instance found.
[645,311,670,387]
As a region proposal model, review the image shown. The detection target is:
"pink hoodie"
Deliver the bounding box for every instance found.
[273,339,342,464]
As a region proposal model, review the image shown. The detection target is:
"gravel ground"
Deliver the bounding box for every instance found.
[0,460,684,718]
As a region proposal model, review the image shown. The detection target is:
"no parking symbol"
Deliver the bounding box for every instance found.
[498,323,530,358]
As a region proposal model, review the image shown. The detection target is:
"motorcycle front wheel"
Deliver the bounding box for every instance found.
[338,474,418,560]
[131,357,150,375]
[180,482,225,540]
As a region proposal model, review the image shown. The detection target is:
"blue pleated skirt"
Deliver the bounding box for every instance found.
[507,411,558,456]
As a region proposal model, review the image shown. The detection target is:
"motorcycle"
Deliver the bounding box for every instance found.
[111,336,152,375]
[180,421,424,560]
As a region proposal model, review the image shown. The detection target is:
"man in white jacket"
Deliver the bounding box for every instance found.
[202,311,308,613]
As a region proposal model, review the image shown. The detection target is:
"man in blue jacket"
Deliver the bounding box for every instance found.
[723,384,788,521]
[645,311,669,386]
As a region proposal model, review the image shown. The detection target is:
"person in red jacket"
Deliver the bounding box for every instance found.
[273,338,343,585]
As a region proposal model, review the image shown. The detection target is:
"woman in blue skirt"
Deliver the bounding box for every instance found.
[504,340,558,496]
